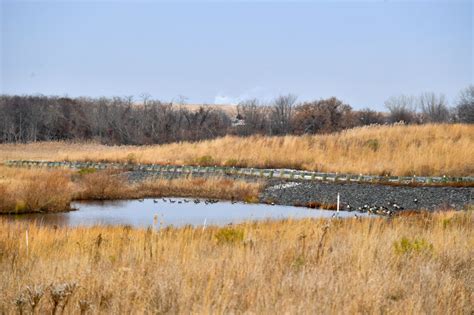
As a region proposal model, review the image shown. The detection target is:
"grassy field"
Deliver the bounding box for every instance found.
[1,211,472,314]
[0,166,262,214]
[1,124,473,176]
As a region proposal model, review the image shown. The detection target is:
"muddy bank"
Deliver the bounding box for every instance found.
[261,180,473,212]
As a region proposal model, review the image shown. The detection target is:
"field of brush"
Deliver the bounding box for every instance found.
[1,211,473,313]
[1,124,473,177]
[0,124,473,313]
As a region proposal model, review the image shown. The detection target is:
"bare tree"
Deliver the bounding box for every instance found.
[384,95,418,123]
[355,108,386,126]
[270,94,297,135]
[455,85,474,123]
[235,99,269,136]
[418,92,450,123]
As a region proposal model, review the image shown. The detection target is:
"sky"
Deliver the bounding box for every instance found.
[1,0,472,110]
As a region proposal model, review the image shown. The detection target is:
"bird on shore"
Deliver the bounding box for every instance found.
[169,199,176,203]
[162,198,167,202]
[153,199,158,203]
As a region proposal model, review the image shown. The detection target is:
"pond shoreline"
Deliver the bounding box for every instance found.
[124,170,473,213]
[1,167,472,216]
[1,177,472,216]
[3,198,369,228]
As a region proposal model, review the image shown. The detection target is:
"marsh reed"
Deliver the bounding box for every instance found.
[1,211,472,313]
[0,166,262,214]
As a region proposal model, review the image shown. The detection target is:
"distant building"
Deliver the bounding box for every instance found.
[231,114,246,127]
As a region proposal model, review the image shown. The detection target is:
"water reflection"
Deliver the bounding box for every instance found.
[6,198,369,228]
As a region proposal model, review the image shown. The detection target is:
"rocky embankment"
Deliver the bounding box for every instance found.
[261,180,473,215]
[123,170,473,214]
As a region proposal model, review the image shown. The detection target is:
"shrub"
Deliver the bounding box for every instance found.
[244,195,259,204]
[196,155,214,166]
[215,228,244,244]
[14,201,27,213]
[126,153,137,164]
[77,168,96,176]
[365,139,380,152]
[393,237,433,255]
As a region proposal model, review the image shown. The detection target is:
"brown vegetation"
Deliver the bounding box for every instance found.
[1,211,472,313]
[0,167,74,213]
[1,124,473,176]
[0,167,262,214]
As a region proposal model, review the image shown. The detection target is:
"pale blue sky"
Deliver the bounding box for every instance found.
[1,0,472,109]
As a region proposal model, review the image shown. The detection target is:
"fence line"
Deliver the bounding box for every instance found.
[3,160,473,184]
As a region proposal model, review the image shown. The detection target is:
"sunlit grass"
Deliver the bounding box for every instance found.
[1,211,472,313]
[0,166,262,213]
[1,123,472,176]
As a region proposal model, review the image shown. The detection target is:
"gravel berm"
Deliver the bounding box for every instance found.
[261,179,473,212]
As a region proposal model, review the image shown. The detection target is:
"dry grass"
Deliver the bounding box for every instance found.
[75,171,261,202]
[0,166,262,214]
[0,211,472,313]
[1,124,472,176]
[0,167,74,213]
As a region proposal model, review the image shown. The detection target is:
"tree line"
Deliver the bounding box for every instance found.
[0,85,472,144]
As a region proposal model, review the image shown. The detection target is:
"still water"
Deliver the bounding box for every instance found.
[7,198,368,228]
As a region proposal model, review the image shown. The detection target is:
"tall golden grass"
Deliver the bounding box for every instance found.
[1,124,473,176]
[1,211,472,313]
[0,166,262,214]
[0,166,74,213]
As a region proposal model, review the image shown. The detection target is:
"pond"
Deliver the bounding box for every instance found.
[6,198,369,228]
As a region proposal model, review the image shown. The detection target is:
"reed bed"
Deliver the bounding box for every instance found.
[1,124,473,176]
[0,211,472,314]
[0,166,262,214]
